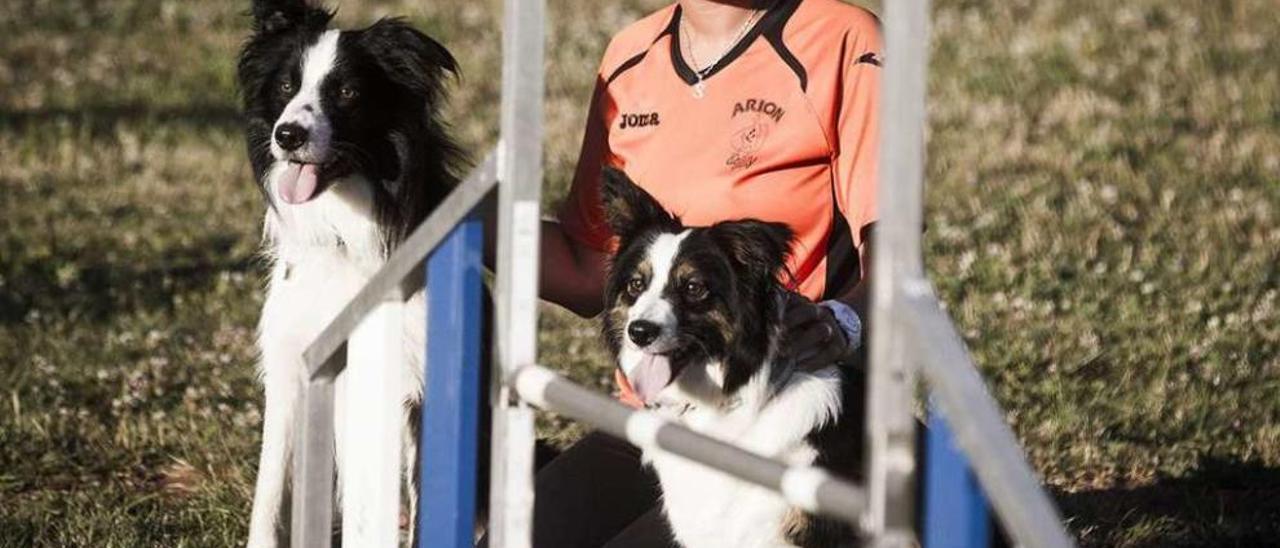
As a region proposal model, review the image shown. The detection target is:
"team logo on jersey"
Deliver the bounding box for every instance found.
[731,98,785,123]
[726,98,784,171]
[619,112,660,129]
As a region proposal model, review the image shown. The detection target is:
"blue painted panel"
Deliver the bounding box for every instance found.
[418,215,485,548]
[924,404,992,548]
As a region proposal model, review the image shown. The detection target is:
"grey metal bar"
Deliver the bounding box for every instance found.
[291,350,342,548]
[866,0,929,544]
[488,0,545,547]
[512,365,868,526]
[904,288,1074,548]
[870,1,1075,545]
[303,151,498,377]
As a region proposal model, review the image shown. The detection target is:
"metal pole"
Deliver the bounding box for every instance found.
[489,1,545,546]
[872,2,1075,546]
[291,354,340,548]
[906,293,1075,548]
[419,216,486,548]
[513,365,868,525]
[867,0,930,544]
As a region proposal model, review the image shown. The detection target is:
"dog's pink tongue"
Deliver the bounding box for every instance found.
[629,353,672,405]
[278,163,319,204]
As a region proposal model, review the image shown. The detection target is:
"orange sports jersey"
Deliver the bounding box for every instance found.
[560,0,884,305]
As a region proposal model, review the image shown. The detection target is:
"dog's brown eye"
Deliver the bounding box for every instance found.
[684,280,708,301]
[339,86,358,100]
[280,80,295,94]
[626,277,645,297]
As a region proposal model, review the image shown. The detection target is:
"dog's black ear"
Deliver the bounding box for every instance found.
[707,219,794,278]
[722,344,768,395]
[601,167,680,241]
[251,0,332,34]
[360,18,458,101]
[710,219,793,396]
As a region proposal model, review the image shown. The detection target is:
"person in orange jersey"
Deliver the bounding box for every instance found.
[487,1,881,545]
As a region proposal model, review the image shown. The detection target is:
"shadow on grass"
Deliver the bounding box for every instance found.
[1059,457,1280,547]
[0,103,242,135]
[0,233,260,325]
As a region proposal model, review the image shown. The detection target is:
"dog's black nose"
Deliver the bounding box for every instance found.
[274,123,308,151]
[627,321,661,347]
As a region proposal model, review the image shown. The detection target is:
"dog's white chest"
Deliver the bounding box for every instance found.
[646,369,843,548]
[258,248,426,389]
[261,253,369,344]
[651,448,800,548]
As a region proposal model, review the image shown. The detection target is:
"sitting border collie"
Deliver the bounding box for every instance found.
[600,168,864,548]
[236,1,462,545]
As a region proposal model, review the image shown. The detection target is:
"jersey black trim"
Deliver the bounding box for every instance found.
[823,181,861,300]
[762,0,807,92]
[606,51,649,85]
[606,26,673,86]
[667,0,801,86]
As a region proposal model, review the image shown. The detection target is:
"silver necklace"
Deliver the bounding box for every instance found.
[680,7,764,99]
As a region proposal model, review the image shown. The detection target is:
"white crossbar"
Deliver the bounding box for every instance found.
[512,365,868,525]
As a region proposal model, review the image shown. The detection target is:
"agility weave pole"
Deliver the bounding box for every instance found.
[485,0,546,545]
[418,212,486,547]
[873,1,1073,547]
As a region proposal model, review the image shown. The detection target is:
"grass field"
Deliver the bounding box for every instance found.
[1,0,1277,546]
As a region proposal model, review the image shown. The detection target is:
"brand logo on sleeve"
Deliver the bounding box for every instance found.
[619,112,660,129]
[855,52,883,67]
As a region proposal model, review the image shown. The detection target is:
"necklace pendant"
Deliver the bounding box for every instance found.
[693,81,706,99]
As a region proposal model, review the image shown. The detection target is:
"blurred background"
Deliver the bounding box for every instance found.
[0,0,1276,546]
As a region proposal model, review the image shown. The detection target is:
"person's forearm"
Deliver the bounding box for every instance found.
[833,234,872,315]
[537,220,607,317]
[828,232,873,350]
[829,277,869,352]
[832,276,869,321]
[479,195,606,318]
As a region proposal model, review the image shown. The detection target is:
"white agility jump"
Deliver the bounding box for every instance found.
[287,1,1076,547]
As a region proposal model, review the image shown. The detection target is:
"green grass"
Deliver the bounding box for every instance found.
[1,0,1276,546]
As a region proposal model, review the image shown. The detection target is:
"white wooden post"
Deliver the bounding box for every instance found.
[342,297,406,548]
[488,0,544,547]
[867,0,929,545]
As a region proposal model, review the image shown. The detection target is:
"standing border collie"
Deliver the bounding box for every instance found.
[600,168,864,548]
[237,1,462,545]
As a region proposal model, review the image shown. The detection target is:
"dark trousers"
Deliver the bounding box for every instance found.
[509,426,1008,548]
[533,433,677,548]
[478,432,677,548]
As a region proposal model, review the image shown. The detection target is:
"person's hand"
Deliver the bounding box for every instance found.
[782,292,857,372]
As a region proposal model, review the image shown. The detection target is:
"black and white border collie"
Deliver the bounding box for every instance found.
[237,0,461,545]
[601,168,864,548]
